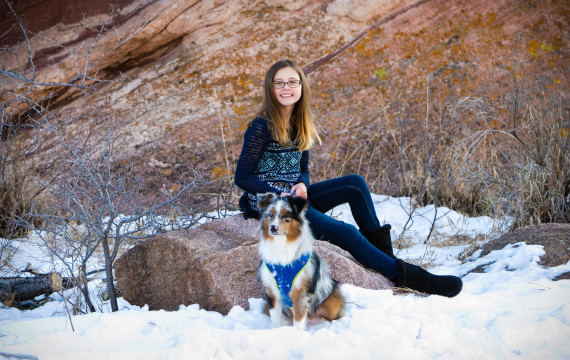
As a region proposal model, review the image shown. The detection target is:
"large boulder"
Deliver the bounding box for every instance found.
[114,215,393,314]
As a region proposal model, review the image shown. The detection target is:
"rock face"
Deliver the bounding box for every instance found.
[2,0,566,203]
[326,0,408,23]
[114,215,393,314]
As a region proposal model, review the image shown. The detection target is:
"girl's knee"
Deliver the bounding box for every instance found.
[345,174,367,189]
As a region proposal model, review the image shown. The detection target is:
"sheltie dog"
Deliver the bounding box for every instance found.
[256,193,345,330]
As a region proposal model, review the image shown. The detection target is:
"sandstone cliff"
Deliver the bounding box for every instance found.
[1,0,567,205]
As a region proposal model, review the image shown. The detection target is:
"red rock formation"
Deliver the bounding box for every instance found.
[1,0,567,202]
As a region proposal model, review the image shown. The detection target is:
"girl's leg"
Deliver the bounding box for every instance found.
[305,206,399,279]
[308,175,382,234]
[305,175,463,297]
[308,175,396,258]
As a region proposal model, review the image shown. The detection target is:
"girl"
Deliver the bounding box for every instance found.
[235,59,462,297]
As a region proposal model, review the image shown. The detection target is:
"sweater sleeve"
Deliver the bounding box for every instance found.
[296,150,311,188]
[235,118,283,195]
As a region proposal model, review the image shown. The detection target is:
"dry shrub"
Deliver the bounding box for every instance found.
[388,93,568,231]
[513,109,569,226]
[0,136,53,239]
[451,102,569,228]
[343,58,568,232]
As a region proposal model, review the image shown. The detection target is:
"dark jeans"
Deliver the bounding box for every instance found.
[306,175,399,280]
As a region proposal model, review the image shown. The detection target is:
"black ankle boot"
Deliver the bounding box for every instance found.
[394,259,463,297]
[360,225,396,259]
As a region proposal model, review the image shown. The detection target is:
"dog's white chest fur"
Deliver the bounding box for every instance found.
[259,233,312,265]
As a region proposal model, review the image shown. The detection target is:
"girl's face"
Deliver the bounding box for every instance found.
[272,66,302,110]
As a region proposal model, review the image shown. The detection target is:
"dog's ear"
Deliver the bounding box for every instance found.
[288,195,308,215]
[257,193,275,211]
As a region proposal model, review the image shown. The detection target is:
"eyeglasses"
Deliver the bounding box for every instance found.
[272,80,302,89]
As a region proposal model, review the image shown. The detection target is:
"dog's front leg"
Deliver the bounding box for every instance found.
[269,303,283,328]
[265,288,284,328]
[293,310,308,330]
[291,289,310,330]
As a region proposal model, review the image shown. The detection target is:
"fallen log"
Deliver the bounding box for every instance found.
[0,351,38,360]
[0,272,73,306]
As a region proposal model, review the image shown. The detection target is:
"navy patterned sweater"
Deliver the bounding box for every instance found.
[235,117,310,219]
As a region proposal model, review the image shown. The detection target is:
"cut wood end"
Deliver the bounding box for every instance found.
[50,272,63,292]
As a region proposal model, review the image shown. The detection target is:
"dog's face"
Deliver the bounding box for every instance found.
[257,193,308,242]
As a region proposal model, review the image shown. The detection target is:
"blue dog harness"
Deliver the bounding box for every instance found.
[264,253,311,308]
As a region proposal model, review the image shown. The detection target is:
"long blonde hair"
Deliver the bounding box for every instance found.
[256,60,321,151]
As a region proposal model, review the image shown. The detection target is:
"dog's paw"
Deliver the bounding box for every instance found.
[270,317,283,328]
[293,318,307,331]
[269,308,284,328]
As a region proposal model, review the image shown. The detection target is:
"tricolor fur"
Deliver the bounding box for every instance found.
[257,193,345,330]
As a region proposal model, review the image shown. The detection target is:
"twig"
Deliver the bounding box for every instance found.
[3,0,35,80]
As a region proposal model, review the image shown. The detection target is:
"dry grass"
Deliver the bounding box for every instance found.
[0,137,53,239]
[313,68,568,235]
[446,97,569,228]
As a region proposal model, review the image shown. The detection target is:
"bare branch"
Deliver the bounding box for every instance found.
[3,0,35,80]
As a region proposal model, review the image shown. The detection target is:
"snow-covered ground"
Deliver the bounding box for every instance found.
[1,195,569,360]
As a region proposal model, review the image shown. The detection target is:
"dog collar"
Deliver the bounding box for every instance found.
[264,253,311,308]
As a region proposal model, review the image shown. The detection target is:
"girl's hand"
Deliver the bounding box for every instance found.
[290,182,308,199]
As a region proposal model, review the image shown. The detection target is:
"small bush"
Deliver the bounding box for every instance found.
[0,137,52,239]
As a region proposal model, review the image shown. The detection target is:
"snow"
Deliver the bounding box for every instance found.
[1,194,569,360]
